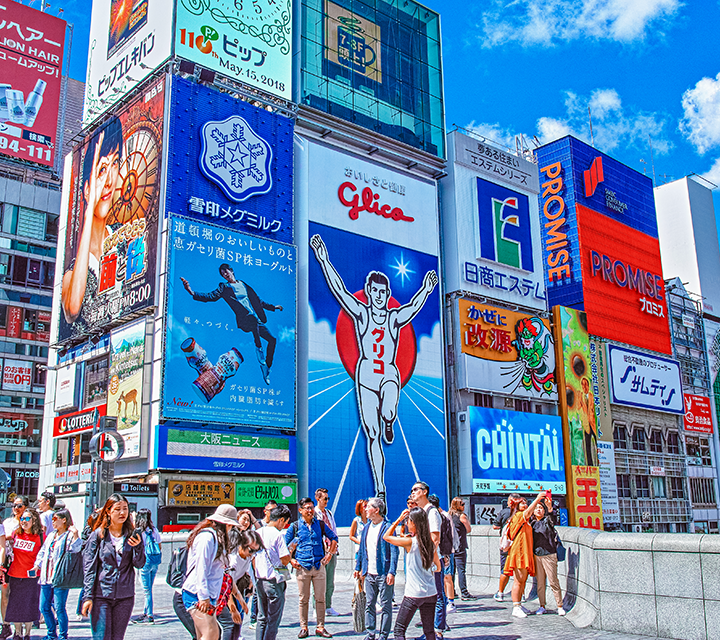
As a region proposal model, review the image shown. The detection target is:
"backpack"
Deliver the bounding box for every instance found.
[145,529,162,566]
[165,545,188,588]
[437,510,455,557]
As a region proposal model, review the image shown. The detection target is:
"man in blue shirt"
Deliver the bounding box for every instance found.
[286,498,338,639]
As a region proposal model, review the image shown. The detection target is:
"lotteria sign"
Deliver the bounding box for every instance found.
[469,406,565,494]
[53,405,107,438]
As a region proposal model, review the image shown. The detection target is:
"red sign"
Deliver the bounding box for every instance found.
[684,394,713,434]
[6,307,22,338]
[53,404,106,438]
[577,204,672,354]
[338,182,414,223]
[0,0,66,167]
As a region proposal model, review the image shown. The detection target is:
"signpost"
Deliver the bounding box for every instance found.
[88,417,123,510]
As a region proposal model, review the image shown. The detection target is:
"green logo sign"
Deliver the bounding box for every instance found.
[235,480,296,507]
[200,26,219,41]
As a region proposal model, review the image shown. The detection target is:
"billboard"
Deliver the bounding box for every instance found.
[167,480,235,507]
[156,424,296,475]
[684,394,713,434]
[608,344,683,414]
[166,76,294,243]
[52,404,107,438]
[2,359,32,392]
[553,306,604,529]
[58,78,165,343]
[83,0,173,125]
[163,217,296,428]
[468,406,565,494]
[174,0,291,101]
[300,138,445,523]
[0,413,39,446]
[442,132,545,308]
[577,204,671,354]
[54,364,79,412]
[235,478,297,507]
[0,0,66,167]
[299,0,444,157]
[456,299,556,399]
[107,319,145,458]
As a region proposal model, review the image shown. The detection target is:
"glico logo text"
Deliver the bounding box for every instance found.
[477,177,533,272]
[338,182,414,222]
[539,162,570,282]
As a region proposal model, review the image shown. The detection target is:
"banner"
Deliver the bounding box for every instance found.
[54,364,79,412]
[53,404,107,438]
[156,424,296,475]
[684,394,713,434]
[163,217,296,428]
[83,0,173,124]
[107,319,145,458]
[59,78,165,343]
[167,480,235,507]
[468,406,565,494]
[166,77,294,243]
[457,299,556,399]
[0,0,66,167]
[2,359,32,392]
[553,306,604,528]
[174,0,291,100]
[608,344,683,414]
[235,478,297,507]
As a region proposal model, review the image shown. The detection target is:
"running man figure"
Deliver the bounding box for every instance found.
[310,234,438,498]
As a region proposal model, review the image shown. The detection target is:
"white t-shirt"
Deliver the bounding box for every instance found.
[40,510,53,534]
[405,538,437,599]
[255,525,290,581]
[423,504,442,537]
[227,552,252,582]
[3,517,19,537]
[109,533,124,563]
[365,521,382,575]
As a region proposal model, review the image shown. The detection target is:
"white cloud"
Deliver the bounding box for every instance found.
[478,0,682,47]
[701,157,720,188]
[680,72,720,154]
[464,122,517,152]
[466,88,672,157]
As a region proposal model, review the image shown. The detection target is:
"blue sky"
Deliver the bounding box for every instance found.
[37,0,720,197]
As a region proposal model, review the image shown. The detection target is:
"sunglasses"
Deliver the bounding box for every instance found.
[12,505,22,510]
[19,516,32,522]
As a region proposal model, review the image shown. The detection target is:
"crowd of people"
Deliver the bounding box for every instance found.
[0,485,566,640]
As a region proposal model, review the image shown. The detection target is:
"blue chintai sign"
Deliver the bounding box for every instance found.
[469,406,566,494]
[166,75,294,243]
[162,216,296,428]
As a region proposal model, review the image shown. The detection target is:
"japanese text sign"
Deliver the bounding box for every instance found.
[235,478,297,507]
[0,0,66,167]
[684,394,713,434]
[457,299,556,399]
[2,358,31,392]
[571,465,604,530]
[166,76,294,243]
[167,480,236,507]
[163,216,296,428]
[53,404,107,438]
[608,344,683,414]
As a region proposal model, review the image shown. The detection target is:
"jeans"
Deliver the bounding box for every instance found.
[40,585,69,640]
[90,596,134,640]
[173,591,197,640]
[76,587,85,616]
[256,578,286,640]
[140,562,160,616]
[364,574,394,639]
[394,596,436,640]
[217,598,242,640]
[324,555,337,609]
[453,550,469,596]
[250,591,258,623]
[433,570,446,630]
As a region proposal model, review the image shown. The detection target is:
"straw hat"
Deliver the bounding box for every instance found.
[207,504,242,526]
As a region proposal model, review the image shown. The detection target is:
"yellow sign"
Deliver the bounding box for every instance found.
[325,0,382,83]
[570,466,604,530]
[167,481,235,508]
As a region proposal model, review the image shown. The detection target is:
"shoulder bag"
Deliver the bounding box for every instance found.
[52,533,84,589]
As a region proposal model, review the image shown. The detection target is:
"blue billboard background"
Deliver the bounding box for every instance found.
[308,221,446,524]
[166,76,294,243]
[469,406,565,493]
[163,216,296,428]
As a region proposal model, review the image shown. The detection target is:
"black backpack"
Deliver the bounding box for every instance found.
[166,545,188,589]
[438,511,454,557]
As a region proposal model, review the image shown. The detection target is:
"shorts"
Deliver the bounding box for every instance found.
[182,590,218,613]
[443,555,455,576]
[500,551,508,572]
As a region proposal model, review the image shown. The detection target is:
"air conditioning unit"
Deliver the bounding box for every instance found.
[632,524,642,533]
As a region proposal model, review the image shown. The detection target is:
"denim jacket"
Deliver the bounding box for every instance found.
[354,519,399,577]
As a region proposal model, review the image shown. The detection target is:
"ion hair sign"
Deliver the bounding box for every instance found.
[0,0,66,167]
[163,216,296,428]
[608,344,683,414]
[83,0,172,125]
[469,406,565,494]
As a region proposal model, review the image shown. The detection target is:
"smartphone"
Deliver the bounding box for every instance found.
[546,489,552,501]
[131,528,143,540]
[27,568,37,578]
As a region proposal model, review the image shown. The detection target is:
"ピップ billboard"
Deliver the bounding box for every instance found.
[299,137,446,523]
[457,299,556,399]
[163,217,296,429]
[58,78,164,343]
[0,0,66,167]
[166,76,294,243]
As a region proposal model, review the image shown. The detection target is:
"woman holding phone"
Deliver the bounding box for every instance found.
[5,507,42,640]
[81,494,146,640]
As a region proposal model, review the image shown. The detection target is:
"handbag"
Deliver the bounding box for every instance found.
[555,540,566,562]
[352,579,366,633]
[52,533,84,589]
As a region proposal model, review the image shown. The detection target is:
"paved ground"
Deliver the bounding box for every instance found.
[53,572,658,640]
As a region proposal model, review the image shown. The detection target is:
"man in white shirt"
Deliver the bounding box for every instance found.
[37,491,56,535]
[314,488,340,616]
[255,505,291,640]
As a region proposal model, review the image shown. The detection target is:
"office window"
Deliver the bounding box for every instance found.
[649,430,663,453]
[632,428,646,452]
[669,476,685,499]
[636,475,650,498]
[614,424,628,450]
[690,478,717,506]
[686,436,712,466]
[617,474,631,498]
[652,476,666,499]
[667,431,681,455]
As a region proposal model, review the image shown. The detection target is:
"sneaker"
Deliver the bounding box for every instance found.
[383,420,394,444]
[512,606,527,619]
[0,625,11,640]
[364,635,376,640]
[521,605,532,615]
[326,607,340,617]
[460,594,478,601]
[558,607,567,616]
[434,630,444,640]
[493,591,504,602]
[535,607,547,615]
[446,603,457,614]
[131,615,148,624]
[75,615,84,622]
[249,622,257,630]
